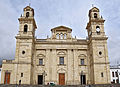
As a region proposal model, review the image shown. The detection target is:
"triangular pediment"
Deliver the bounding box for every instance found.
[24,6,33,11]
[51,26,72,31]
[90,7,99,12]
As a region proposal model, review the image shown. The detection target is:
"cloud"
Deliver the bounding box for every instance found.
[94,0,120,65]
[0,0,17,59]
[0,0,120,65]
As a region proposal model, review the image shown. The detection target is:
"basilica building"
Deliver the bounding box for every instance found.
[1,6,110,85]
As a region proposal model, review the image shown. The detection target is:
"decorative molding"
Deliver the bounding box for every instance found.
[37,54,45,58]
[57,68,67,73]
[78,54,87,57]
[57,51,66,55]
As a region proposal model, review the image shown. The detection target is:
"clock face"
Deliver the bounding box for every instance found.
[96,27,100,32]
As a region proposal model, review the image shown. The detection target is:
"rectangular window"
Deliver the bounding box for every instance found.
[60,57,64,65]
[39,59,43,65]
[113,79,115,83]
[116,79,119,83]
[21,73,23,77]
[115,72,118,77]
[101,72,103,77]
[81,59,84,65]
[112,72,114,77]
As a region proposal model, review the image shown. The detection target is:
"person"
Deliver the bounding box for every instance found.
[19,80,21,85]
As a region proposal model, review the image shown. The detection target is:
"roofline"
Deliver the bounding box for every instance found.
[51,25,72,31]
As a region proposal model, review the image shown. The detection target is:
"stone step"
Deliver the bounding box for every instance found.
[0,84,119,87]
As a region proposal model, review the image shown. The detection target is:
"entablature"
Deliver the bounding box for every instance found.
[35,39,88,45]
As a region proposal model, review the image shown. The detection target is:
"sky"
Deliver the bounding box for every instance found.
[0,0,120,65]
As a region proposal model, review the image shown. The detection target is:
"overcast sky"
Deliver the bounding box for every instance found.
[0,0,120,65]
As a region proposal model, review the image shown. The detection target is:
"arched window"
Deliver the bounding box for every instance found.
[26,12,29,17]
[64,33,67,39]
[56,33,59,39]
[24,25,28,33]
[94,13,97,18]
[60,33,63,39]
[96,26,100,34]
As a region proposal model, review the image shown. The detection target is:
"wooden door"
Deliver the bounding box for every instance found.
[59,73,65,85]
[4,72,10,84]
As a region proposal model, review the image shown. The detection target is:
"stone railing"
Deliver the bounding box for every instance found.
[2,60,15,63]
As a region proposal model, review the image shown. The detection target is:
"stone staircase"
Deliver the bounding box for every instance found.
[0,84,119,87]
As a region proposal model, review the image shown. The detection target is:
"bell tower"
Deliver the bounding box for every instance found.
[17,6,37,38]
[14,6,37,84]
[86,7,106,38]
[86,7,110,84]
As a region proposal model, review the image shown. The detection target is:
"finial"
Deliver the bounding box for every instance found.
[29,3,31,6]
[29,0,31,6]
[75,36,76,39]
[47,35,49,39]
[21,14,22,17]
[92,4,94,8]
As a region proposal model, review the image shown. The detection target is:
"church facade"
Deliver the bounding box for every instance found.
[1,6,111,85]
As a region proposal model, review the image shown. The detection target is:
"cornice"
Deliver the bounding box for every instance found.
[91,37,108,40]
[86,19,105,30]
[35,39,88,45]
[15,36,34,39]
[93,62,110,64]
[18,17,37,29]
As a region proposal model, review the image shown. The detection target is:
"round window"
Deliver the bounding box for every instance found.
[22,51,25,54]
[99,51,102,55]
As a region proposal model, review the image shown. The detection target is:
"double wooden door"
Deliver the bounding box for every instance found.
[4,72,10,84]
[59,73,65,85]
